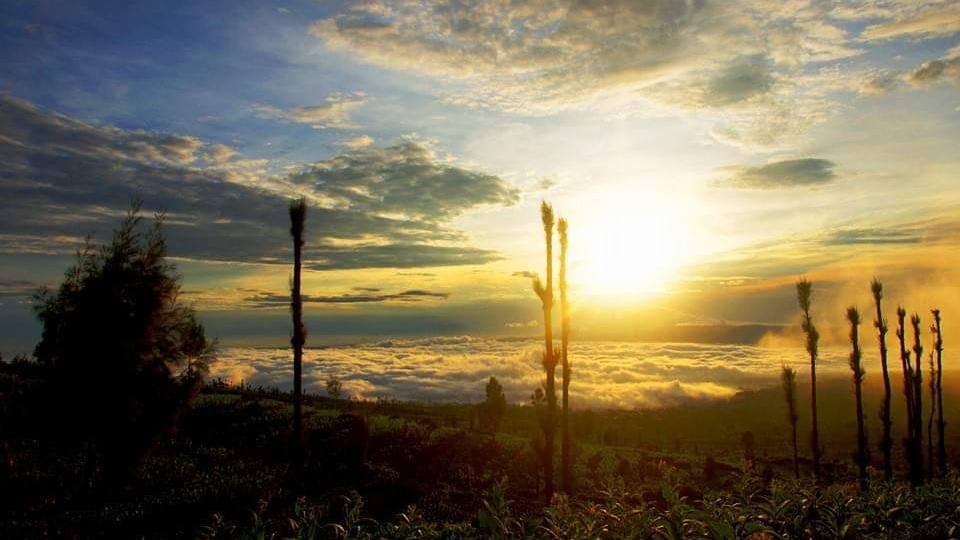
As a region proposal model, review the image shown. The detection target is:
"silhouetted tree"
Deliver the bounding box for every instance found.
[927,350,936,480]
[32,202,212,482]
[932,309,946,475]
[871,279,893,481]
[896,307,917,484]
[558,216,572,494]
[897,308,925,486]
[327,378,343,399]
[532,201,557,502]
[796,278,821,482]
[483,376,507,435]
[910,313,924,486]
[781,365,800,479]
[289,197,307,463]
[847,307,868,491]
[528,385,549,495]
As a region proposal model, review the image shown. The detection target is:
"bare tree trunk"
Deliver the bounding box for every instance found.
[911,314,924,486]
[792,419,800,480]
[928,350,936,480]
[289,198,307,464]
[534,202,556,503]
[933,309,946,476]
[872,280,893,481]
[797,280,821,483]
[558,218,572,495]
[897,308,915,483]
[781,365,800,480]
[847,307,868,492]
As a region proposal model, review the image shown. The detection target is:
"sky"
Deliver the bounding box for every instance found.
[1,0,959,355]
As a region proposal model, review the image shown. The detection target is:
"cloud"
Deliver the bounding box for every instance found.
[824,228,922,246]
[904,56,960,88]
[504,320,538,328]
[308,0,871,148]
[718,158,837,189]
[251,94,365,129]
[208,338,861,408]
[205,143,237,163]
[340,135,374,149]
[0,96,518,270]
[245,288,449,307]
[511,271,536,279]
[857,70,905,95]
[287,139,519,222]
[861,4,960,40]
[703,55,776,107]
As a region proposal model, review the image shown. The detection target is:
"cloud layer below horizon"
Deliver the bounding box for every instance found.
[209,337,866,409]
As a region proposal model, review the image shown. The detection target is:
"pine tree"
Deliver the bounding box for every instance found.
[32,202,212,482]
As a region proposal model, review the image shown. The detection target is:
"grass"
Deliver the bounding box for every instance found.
[4,366,960,538]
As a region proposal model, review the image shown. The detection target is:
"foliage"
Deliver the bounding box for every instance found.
[198,473,960,540]
[327,378,344,399]
[480,376,507,434]
[30,202,211,478]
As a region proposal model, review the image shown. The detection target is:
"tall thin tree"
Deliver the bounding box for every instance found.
[797,279,821,482]
[927,350,936,480]
[532,201,557,502]
[896,307,918,484]
[871,280,893,481]
[781,365,800,479]
[289,198,307,463]
[847,307,869,491]
[558,217,572,495]
[932,309,946,475]
[910,314,924,486]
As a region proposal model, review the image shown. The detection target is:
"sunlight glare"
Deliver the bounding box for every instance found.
[572,204,688,300]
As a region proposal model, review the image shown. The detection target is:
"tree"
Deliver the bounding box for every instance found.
[910,313,924,486]
[871,279,893,481]
[781,365,800,479]
[327,378,343,399]
[796,279,821,482]
[482,376,507,435]
[931,309,946,476]
[897,308,925,486]
[32,202,212,481]
[927,350,936,480]
[847,307,868,491]
[289,198,307,463]
[558,216,573,494]
[532,201,557,502]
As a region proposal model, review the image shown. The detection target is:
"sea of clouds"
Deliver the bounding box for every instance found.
[209,337,859,409]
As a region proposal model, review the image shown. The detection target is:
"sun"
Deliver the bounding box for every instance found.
[571,204,688,300]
